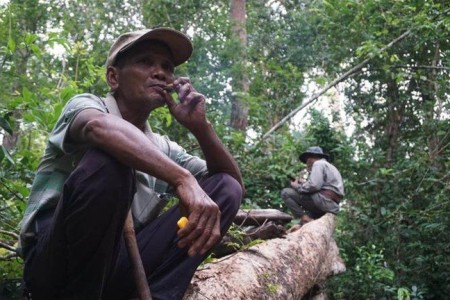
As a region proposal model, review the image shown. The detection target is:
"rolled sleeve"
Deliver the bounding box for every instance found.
[149,133,208,180]
[49,94,107,154]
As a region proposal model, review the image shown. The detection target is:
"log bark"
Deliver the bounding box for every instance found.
[234,209,293,226]
[183,213,345,300]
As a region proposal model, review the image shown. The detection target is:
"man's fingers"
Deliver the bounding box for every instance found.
[178,84,194,103]
[174,77,190,85]
[177,209,201,245]
[185,213,210,256]
[198,212,221,255]
[176,201,221,256]
[163,91,177,110]
[187,209,220,256]
[185,93,205,106]
[178,207,209,248]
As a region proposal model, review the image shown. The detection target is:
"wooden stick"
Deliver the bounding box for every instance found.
[123,211,152,300]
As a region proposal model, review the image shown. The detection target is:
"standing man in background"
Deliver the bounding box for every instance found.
[19,27,243,300]
[281,146,343,224]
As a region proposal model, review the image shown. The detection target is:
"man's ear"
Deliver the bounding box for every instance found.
[106,66,119,91]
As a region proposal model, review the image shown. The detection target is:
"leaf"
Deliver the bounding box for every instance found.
[0,117,13,135]
[24,33,38,44]
[30,44,42,58]
[22,87,32,102]
[397,287,410,300]
[15,185,30,198]
[1,146,15,165]
[7,37,16,53]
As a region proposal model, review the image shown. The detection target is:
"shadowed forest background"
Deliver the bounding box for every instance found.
[0,0,449,299]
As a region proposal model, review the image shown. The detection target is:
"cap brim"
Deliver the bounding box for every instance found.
[299,153,309,163]
[119,28,193,67]
[299,152,329,163]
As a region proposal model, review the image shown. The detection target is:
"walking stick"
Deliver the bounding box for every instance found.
[123,210,152,300]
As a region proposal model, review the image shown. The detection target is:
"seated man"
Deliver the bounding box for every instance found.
[19,27,243,300]
[281,146,343,223]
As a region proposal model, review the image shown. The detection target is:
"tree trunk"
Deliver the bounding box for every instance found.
[183,213,345,300]
[384,78,404,166]
[229,0,249,131]
[426,42,442,164]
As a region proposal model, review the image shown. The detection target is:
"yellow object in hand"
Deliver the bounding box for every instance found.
[177,217,189,229]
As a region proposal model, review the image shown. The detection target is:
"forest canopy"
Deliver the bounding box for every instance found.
[1,0,449,299]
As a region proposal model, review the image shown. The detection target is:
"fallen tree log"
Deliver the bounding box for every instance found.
[183,213,345,300]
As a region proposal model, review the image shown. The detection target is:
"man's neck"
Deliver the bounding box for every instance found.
[114,96,151,131]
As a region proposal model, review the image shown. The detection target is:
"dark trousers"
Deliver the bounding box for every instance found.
[23,148,242,300]
[281,187,339,219]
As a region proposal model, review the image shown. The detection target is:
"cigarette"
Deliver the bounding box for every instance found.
[163,83,175,92]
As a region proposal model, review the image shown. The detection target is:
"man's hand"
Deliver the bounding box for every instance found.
[164,77,207,132]
[175,175,221,257]
[290,179,303,189]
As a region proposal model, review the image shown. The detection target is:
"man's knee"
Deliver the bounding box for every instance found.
[78,148,131,178]
[202,173,242,229]
[68,148,133,190]
[64,148,134,212]
[281,187,297,201]
[214,173,242,213]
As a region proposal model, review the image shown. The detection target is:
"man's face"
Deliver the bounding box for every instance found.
[108,40,175,111]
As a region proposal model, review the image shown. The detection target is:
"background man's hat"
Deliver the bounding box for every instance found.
[106,27,193,67]
[299,146,330,163]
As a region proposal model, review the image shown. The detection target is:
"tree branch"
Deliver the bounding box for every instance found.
[0,241,16,252]
[389,65,450,71]
[262,29,412,139]
[0,178,25,201]
[0,229,19,240]
[0,253,19,261]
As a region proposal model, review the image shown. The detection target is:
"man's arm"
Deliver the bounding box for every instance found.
[190,121,243,189]
[296,162,324,193]
[70,110,191,184]
[70,109,221,256]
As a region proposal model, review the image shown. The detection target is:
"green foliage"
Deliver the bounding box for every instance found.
[331,244,396,298]
[222,224,264,253]
[0,0,449,299]
[239,133,302,210]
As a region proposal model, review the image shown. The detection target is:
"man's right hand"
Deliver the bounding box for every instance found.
[175,175,221,257]
[290,179,304,189]
[164,77,208,133]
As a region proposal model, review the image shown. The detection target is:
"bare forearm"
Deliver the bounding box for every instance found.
[77,112,192,187]
[191,121,244,190]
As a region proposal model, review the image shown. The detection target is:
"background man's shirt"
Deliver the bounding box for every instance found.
[297,159,344,197]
